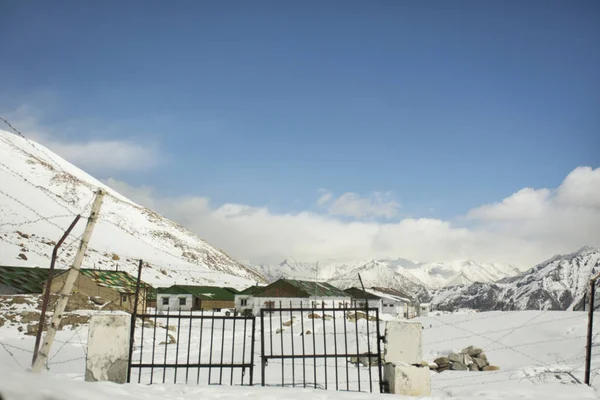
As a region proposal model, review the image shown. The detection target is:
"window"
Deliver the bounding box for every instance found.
[265,301,275,309]
[338,302,343,308]
[241,299,248,306]
[121,295,127,303]
[179,297,186,306]
[162,297,169,306]
[195,297,200,307]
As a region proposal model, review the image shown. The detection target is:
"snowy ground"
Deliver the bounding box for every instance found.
[2,309,600,399]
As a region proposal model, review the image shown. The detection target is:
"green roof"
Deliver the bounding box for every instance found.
[157,285,236,301]
[255,279,348,298]
[0,266,51,294]
[285,280,348,297]
[80,269,153,294]
[344,287,381,300]
[239,285,265,295]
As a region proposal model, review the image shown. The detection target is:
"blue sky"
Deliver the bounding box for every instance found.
[1,1,600,263]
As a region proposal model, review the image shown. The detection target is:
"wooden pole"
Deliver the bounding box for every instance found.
[32,189,105,372]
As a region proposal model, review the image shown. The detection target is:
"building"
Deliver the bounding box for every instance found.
[367,287,417,318]
[0,266,50,295]
[234,285,266,313]
[48,269,153,313]
[236,279,352,316]
[156,285,238,312]
[343,287,383,311]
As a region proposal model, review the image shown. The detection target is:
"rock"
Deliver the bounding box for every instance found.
[323,315,334,321]
[468,363,479,371]
[159,333,177,345]
[112,253,120,261]
[473,357,488,369]
[307,313,321,319]
[276,328,284,334]
[451,362,468,371]
[462,354,473,365]
[16,231,30,239]
[448,353,462,363]
[17,253,28,260]
[305,330,312,335]
[282,319,295,326]
[478,353,488,364]
[20,311,40,324]
[437,366,449,373]
[429,364,439,370]
[420,361,430,368]
[434,356,450,366]
[483,365,500,371]
[462,345,483,357]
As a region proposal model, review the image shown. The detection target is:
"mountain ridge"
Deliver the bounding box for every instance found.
[0,129,266,288]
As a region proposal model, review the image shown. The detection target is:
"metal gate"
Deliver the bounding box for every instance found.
[260,304,386,393]
[127,309,256,386]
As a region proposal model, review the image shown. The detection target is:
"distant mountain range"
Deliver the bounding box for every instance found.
[431,246,600,311]
[252,247,600,311]
[251,257,526,304]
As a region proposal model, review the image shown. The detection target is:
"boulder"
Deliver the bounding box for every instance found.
[448,353,462,363]
[451,362,468,371]
[478,353,488,364]
[462,346,483,357]
[468,363,479,371]
[473,357,488,369]
[434,356,450,366]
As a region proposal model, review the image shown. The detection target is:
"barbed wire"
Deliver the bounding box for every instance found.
[0,341,25,369]
[0,116,68,175]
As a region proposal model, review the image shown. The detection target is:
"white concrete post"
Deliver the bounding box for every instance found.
[384,320,431,396]
[85,313,130,384]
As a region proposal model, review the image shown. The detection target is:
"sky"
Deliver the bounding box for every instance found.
[1,1,599,266]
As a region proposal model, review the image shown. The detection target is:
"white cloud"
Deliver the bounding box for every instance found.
[42,138,162,172]
[556,166,600,208]
[317,191,333,206]
[2,106,163,173]
[324,192,401,219]
[467,188,551,220]
[103,166,600,268]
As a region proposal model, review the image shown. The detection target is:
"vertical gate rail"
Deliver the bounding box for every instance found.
[128,309,255,386]
[260,304,384,393]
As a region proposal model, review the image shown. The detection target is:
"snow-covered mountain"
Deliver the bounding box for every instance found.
[431,246,600,311]
[0,129,265,288]
[252,256,525,304]
[410,260,523,288]
[253,258,431,302]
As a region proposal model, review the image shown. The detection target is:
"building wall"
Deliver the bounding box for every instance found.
[0,284,19,295]
[249,296,352,316]
[157,294,235,313]
[234,294,253,312]
[350,298,383,313]
[47,273,146,313]
[199,299,234,311]
[157,293,193,312]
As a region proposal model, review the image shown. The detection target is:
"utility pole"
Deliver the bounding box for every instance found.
[32,189,105,373]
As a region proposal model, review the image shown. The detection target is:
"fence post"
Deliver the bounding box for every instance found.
[585,273,600,385]
[383,320,431,396]
[85,313,131,383]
